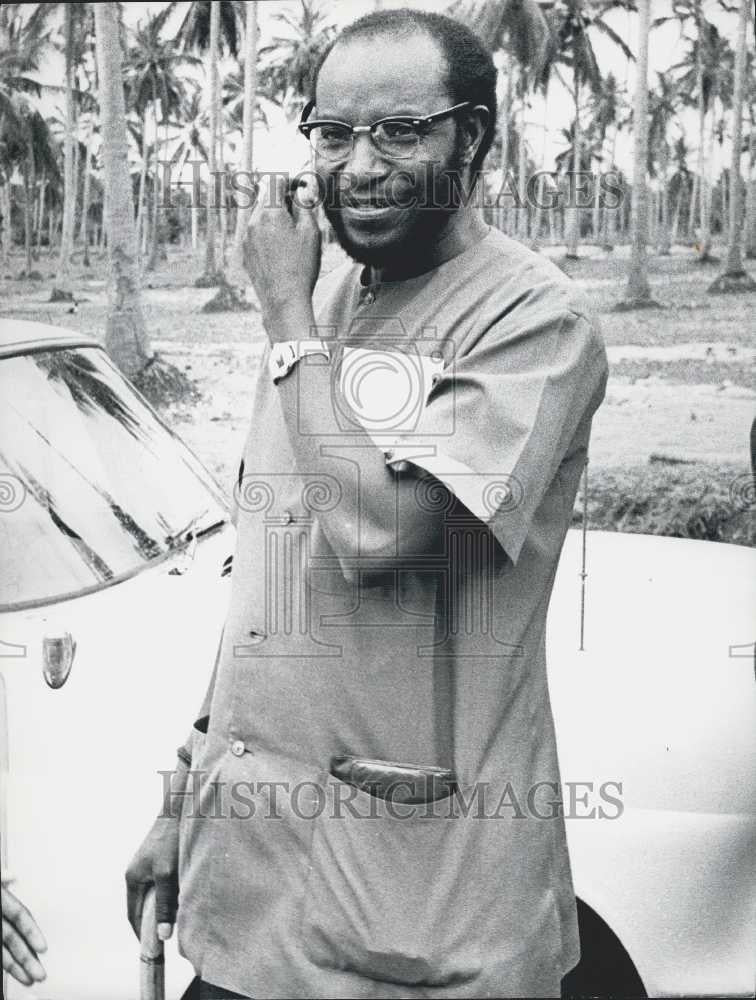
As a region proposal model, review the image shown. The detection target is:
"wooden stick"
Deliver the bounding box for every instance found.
[140,887,165,1000]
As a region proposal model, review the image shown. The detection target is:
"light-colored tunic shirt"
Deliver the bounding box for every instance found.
[176,227,609,998]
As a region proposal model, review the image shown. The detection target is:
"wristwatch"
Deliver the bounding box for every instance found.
[268,339,331,384]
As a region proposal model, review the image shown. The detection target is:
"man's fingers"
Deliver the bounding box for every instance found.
[271,172,288,211]
[251,173,294,227]
[1,888,47,953]
[126,876,147,939]
[2,923,46,984]
[2,943,33,986]
[154,868,179,928]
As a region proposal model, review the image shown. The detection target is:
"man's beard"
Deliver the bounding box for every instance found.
[322,142,470,271]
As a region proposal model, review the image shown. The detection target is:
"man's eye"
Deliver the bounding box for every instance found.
[378,122,418,141]
[319,126,350,143]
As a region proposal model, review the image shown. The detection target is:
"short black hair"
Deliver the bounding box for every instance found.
[312,8,497,177]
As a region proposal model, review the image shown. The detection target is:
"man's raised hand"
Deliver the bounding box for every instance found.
[244,173,322,338]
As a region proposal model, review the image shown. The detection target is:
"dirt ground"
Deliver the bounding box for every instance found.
[1,240,754,536]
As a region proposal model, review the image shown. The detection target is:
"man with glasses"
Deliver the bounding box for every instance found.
[127,9,607,999]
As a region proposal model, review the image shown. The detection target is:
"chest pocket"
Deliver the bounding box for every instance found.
[337,346,444,441]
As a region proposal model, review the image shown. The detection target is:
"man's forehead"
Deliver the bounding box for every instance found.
[315,32,449,119]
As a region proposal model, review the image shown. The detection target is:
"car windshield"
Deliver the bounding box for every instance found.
[0,346,228,609]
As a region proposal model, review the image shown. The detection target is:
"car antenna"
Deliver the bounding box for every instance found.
[579,455,589,652]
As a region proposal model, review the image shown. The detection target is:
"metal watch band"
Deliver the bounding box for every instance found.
[268,340,330,384]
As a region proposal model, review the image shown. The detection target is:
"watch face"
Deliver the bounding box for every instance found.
[269,343,297,382]
[272,346,289,378]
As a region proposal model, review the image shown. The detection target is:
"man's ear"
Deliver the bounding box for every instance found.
[460,104,490,164]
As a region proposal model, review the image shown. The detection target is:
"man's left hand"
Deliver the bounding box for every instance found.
[1,882,48,987]
[245,173,322,339]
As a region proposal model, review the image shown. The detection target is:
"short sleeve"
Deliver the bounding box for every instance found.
[383,309,608,564]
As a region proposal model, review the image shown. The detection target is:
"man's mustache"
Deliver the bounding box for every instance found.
[319,163,472,213]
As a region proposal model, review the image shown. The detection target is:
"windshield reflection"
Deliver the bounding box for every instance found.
[0,347,227,609]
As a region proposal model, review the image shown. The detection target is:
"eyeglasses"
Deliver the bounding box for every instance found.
[298,101,474,162]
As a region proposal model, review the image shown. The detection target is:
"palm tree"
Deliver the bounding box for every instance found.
[27,2,91,301]
[258,0,337,119]
[76,96,97,267]
[127,11,199,271]
[661,2,731,261]
[746,87,756,259]
[0,6,47,115]
[163,85,209,252]
[586,71,628,245]
[229,1,260,284]
[2,94,59,276]
[454,0,550,238]
[709,0,755,292]
[621,0,656,307]
[0,5,51,268]
[668,135,692,245]
[544,0,634,258]
[93,1,151,378]
[647,74,680,255]
[169,0,242,285]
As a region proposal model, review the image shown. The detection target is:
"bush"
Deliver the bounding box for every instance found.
[572,462,754,547]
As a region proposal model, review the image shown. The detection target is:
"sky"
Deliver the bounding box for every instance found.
[29,0,744,184]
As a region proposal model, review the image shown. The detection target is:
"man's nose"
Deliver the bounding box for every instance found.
[345,130,387,177]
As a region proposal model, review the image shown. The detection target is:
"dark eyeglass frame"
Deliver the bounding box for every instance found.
[298,100,475,161]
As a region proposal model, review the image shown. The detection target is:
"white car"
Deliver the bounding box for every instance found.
[0,321,234,998]
[1,321,754,999]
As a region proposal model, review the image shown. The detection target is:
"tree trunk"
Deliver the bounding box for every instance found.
[671,183,682,246]
[0,175,9,268]
[746,122,756,258]
[146,86,161,271]
[52,4,76,299]
[219,105,227,265]
[547,194,556,244]
[602,128,619,250]
[624,0,652,303]
[22,165,33,275]
[191,187,199,251]
[78,115,94,266]
[136,123,148,260]
[201,0,220,282]
[696,3,713,260]
[517,104,527,241]
[648,189,656,250]
[94,1,151,376]
[592,154,601,244]
[230,1,259,283]
[658,142,671,254]
[35,176,46,257]
[500,54,514,237]
[710,0,754,289]
[688,170,699,241]
[566,69,581,258]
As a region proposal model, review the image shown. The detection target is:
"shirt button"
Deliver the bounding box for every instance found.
[231,740,246,757]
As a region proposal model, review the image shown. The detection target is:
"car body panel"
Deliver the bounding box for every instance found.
[1,527,232,999]
[548,530,756,997]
